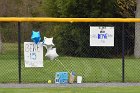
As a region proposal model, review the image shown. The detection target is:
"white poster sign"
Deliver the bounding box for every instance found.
[24,42,43,67]
[90,26,114,46]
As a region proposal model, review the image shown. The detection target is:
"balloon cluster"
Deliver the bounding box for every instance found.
[31,31,59,60]
[43,37,59,60]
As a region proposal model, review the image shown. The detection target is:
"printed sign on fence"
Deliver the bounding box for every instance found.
[24,42,43,67]
[90,26,114,46]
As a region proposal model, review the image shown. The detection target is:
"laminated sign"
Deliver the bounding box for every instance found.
[90,26,114,46]
[24,42,43,67]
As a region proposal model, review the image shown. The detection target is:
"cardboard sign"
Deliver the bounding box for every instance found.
[24,42,43,67]
[90,26,114,46]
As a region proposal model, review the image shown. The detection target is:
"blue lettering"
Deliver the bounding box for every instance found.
[98,33,107,39]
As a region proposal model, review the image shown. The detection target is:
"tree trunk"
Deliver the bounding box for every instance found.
[0,32,2,53]
[134,0,140,58]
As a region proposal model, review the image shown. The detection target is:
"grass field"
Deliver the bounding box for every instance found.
[0,86,140,93]
[0,43,140,83]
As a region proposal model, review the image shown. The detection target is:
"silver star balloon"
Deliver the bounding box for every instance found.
[42,37,54,49]
[45,48,59,60]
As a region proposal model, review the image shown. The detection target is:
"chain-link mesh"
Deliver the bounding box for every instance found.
[0,23,18,83]
[125,22,140,82]
[0,22,140,83]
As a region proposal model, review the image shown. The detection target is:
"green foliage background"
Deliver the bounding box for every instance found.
[42,0,122,57]
[0,0,136,57]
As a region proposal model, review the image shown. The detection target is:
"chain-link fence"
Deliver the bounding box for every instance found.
[0,22,140,83]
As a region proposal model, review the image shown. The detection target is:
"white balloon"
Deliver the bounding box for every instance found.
[45,48,59,60]
[43,37,54,47]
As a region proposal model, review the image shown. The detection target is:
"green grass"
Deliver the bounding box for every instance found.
[0,86,140,93]
[0,43,140,83]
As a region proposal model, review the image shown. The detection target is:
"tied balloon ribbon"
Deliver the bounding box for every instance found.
[42,36,70,73]
[55,59,71,74]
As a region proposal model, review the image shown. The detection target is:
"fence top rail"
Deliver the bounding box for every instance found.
[0,17,140,22]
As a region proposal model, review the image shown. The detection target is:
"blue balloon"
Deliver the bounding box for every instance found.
[31,31,41,44]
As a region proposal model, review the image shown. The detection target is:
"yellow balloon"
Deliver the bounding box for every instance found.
[48,80,51,84]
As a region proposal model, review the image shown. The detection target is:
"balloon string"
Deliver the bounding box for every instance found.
[55,59,71,74]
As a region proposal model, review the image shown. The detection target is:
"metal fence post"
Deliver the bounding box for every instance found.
[122,23,125,82]
[18,22,21,83]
